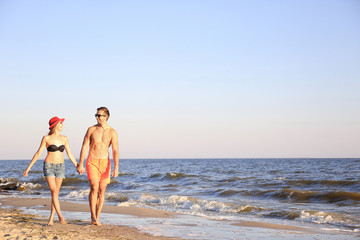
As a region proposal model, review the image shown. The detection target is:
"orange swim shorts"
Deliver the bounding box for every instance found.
[86,156,111,184]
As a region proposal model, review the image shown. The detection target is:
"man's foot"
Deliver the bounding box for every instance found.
[91,218,101,226]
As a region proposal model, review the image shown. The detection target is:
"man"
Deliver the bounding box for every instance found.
[77,106,119,225]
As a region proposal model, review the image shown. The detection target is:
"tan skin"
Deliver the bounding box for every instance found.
[77,109,119,226]
[23,121,78,225]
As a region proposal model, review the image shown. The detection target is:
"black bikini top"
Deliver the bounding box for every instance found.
[47,145,65,152]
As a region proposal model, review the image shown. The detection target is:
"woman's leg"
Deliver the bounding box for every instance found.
[46,177,66,224]
[48,200,55,225]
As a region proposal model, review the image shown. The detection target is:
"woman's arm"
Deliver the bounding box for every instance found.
[64,136,78,167]
[23,136,47,177]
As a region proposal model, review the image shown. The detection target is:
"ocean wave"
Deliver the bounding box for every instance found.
[165,172,186,179]
[262,210,301,220]
[217,189,241,196]
[244,189,360,204]
[139,193,162,204]
[148,172,190,179]
[132,193,263,216]
[286,179,359,187]
[0,182,20,191]
[106,192,129,202]
[161,184,180,188]
[62,177,88,186]
[164,195,265,215]
[32,177,47,184]
[0,177,17,184]
[218,177,255,183]
[298,210,360,230]
[0,178,44,192]
[66,189,90,199]
[260,209,360,230]
[19,182,44,190]
[122,183,141,190]
[235,205,264,213]
[119,172,135,176]
[66,189,129,202]
[150,173,162,178]
[163,172,199,179]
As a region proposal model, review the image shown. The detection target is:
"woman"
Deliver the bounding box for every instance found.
[24,116,78,225]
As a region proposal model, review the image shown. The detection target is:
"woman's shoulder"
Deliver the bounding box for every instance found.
[45,134,67,143]
[59,134,68,141]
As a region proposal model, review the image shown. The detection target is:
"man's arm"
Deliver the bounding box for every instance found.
[77,127,91,174]
[111,129,119,177]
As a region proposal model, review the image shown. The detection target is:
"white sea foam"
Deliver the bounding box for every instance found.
[21,182,41,189]
[129,193,260,218]
[297,210,360,230]
[66,189,90,199]
[0,177,15,185]
[106,192,129,202]
[274,177,285,180]
[139,193,162,204]
[117,201,138,207]
[299,211,338,224]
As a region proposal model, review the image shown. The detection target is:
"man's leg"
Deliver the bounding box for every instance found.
[89,178,100,225]
[96,181,108,224]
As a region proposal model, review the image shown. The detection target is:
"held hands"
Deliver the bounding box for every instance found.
[23,170,29,177]
[77,165,85,175]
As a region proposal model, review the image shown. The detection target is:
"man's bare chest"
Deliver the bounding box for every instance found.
[90,129,111,144]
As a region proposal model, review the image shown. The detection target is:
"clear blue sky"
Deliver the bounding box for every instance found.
[1,0,359,159]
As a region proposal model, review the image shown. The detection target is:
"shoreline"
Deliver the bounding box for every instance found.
[0,197,357,239]
[0,197,176,218]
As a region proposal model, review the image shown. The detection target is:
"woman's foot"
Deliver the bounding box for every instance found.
[59,217,67,224]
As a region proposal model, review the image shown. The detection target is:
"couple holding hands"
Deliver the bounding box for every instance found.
[23,107,119,226]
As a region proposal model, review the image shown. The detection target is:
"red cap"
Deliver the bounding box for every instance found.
[49,116,65,130]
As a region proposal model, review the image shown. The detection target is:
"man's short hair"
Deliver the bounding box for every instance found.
[97,106,110,120]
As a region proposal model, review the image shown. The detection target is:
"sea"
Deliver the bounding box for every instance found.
[1,158,359,239]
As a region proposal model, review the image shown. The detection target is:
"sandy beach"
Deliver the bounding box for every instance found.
[0,198,180,240]
[1,196,352,240]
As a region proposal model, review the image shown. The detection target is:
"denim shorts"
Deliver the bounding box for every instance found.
[43,162,65,178]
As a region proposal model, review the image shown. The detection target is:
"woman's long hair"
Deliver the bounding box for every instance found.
[48,123,58,135]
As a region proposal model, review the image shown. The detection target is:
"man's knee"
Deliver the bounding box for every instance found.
[98,183,108,195]
[89,181,100,192]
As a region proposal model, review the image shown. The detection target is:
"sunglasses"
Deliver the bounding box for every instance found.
[95,114,106,118]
